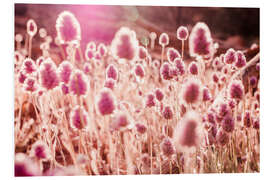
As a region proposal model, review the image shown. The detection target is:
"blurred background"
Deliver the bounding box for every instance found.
[15,4,259,60]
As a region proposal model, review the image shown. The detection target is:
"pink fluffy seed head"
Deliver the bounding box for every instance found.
[189,22,214,59]
[86,41,96,51]
[83,62,92,74]
[30,140,50,160]
[145,93,156,108]
[58,61,73,84]
[160,137,175,157]
[15,153,41,177]
[39,58,59,90]
[135,123,147,134]
[138,46,148,60]
[181,78,202,105]
[134,64,145,78]
[111,27,139,62]
[18,70,27,84]
[173,111,204,153]
[212,72,219,83]
[98,43,107,57]
[155,88,164,102]
[69,70,89,96]
[188,61,199,75]
[96,88,116,116]
[224,48,236,64]
[222,114,235,133]
[229,80,244,100]
[234,51,246,68]
[27,19,37,37]
[167,48,181,63]
[162,105,173,119]
[106,64,118,81]
[110,111,130,131]
[22,58,37,75]
[104,78,115,90]
[219,103,229,117]
[85,49,95,61]
[160,62,173,80]
[207,111,216,124]
[174,58,185,76]
[70,106,89,130]
[159,33,169,46]
[249,76,257,88]
[23,77,38,93]
[177,26,189,41]
[61,83,69,95]
[202,87,211,102]
[56,11,81,44]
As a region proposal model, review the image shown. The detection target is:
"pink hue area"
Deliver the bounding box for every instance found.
[58,61,73,84]
[163,106,173,119]
[174,58,185,76]
[134,64,145,78]
[182,79,201,104]
[97,89,115,116]
[39,60,59,90]
[155,88,164,102]
[106,64,118,81]
[69,70,88,96]
[229,80,244,100]
[177,26,189,41]
[202,87,211,102]
[189,62,198,75]
[160,62,172,80]
[224,48,236,64]
[159,33,169,46]
[167,48,180,63]
[235,51,246,68]
[135,123,147,134]
[104,78,115,90]
[70,106,88,129]
[160,137,175,157]
[145,93,156,108]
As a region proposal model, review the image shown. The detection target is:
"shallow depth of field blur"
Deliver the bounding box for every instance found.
[14,4,260,176]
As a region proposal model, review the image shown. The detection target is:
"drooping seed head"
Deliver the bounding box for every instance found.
[181,78,202,105]
[189,22,214,59]
[224,48,236,64]
[159,33,169,47]
[145,93,156,108]
[27,19,37,37]
[173,111,204,153]
[228,80,244,100]
[167,48,181,63]
[162,105,173,120]
[160,137,176,158]
[174,58,185,76]
[106,64,118,81]
[202,87,212,102]
[39,58,59,90]
[188,61,199,75]
[15,153,41,176]
[177,26,189,41]
[111,27,139,62]
[30,140,51,160]
[69,69,89,96]
[160,62,173,80]
[234,51,246,68]
[97,43,107,57]
[56,11,81,44]
[70,105,89,130]
[96,88,116,116]
[58,60,73,84]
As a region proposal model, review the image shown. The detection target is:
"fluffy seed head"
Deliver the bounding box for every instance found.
[162,105,173,119]
[145,93,156,108]
[174,58,185,76]
[111,27,139,62]
[135,123,147,134]
[110,111,130,131]
[30,140,51,160]
[160,62,173,80]
[159,33,169,46]
[70,105,89,130]
[224,48,236,64]
[104,78,115,90]
[86,41,96,51]
[98,43,107,57]
[222,114,235,133]
[202,87,211,102]
[138,46,148,60]
[234,51,246,68]
[58,61,73,84]
[96,88,116,116]
[83,62,92,74]
[155,88,164,102]
[39,58,59,90]
[27,19,37,37]
[23,77,38,93]
[249,76,257,88]
[106,64,118,81]
[69,70,89,96]
[15,153,41,176]
[173,111,204,153]
[160,137,175,157]
[22,58,37,76]
[189,22,214,59]
[177,26,189,40]
[181,78,202,105]
[188,61,199,75]
[56,11,81,44]
[18,70,27,84]
[216,128,229,146]
[134,64,145,79]
[85,48,95,61]
[229,80,244,100]
[167,48,180,63]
